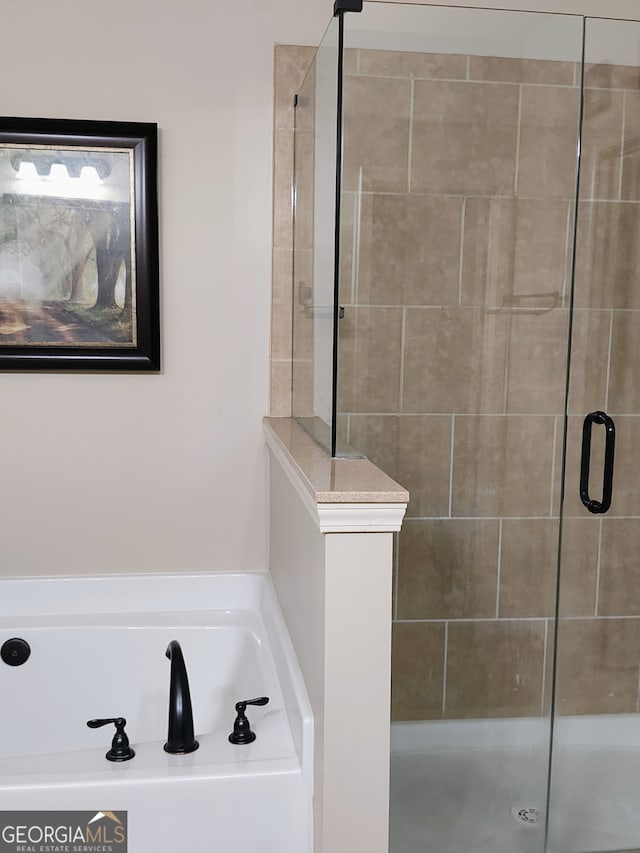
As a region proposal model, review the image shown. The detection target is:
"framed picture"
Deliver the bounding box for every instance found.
[0,117,159,370]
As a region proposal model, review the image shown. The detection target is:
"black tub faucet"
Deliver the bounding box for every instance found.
[164,639,199,754]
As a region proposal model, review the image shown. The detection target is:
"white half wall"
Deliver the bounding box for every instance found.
[266,418,406,853]
[269,455,326,853]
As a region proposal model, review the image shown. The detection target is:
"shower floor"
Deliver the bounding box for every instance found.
[389,717,640,853]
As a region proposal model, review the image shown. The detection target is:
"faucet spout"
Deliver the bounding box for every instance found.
[164,640,199,754]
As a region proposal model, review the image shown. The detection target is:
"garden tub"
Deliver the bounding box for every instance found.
[0,572,312,853]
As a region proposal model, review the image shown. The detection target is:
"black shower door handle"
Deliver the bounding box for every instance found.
[580,411,616,514]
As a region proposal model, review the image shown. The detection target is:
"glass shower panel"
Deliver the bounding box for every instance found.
[548,17,640,853]
[291,17,340,453]
[338,4,583,852]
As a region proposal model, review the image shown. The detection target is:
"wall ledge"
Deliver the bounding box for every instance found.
[316,503,407,533]
[264,417,408,533]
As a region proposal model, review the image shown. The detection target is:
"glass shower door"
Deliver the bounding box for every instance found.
[291,16,341,453]
[548,16,640,853]
[336,4,583,852]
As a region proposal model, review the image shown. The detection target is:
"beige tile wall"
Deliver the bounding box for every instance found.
[272,46,640,721]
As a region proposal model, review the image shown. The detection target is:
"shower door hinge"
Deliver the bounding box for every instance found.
[334,0,363,15]
[298,281,345,320]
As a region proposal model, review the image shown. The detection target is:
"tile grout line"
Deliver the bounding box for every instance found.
[336,304,640,314]
[448,415,456,519]
[562,201,574,309]
[604,308,614,411]
[393,615,640,624]
[393,529,400,622]
[619,89,626,201]
[514,84,523,197]
[594,517,603,617]
[495,519,503,618]
[339,189,640,204]
[350,192,358,305]
[502,326,510,414]
[352,167,363,306]
[561,197,640,204]
[549,416,559,518]
[335,409,640,417]
[349,69,630,92]
[441,621,449,719]
[407,78,415,193]
[402,514,640,521]
[399,307,407,414]
[636,660,640,714]
[458,197,466,306]
[540,618,549,716]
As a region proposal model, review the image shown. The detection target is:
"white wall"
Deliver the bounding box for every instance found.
[0,0,331,577]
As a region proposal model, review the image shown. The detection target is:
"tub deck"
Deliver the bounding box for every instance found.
[0,572,312,853]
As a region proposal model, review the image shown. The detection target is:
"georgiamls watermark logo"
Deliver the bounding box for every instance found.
[0,811,127,852]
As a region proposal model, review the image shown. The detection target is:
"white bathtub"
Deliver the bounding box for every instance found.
[0,571,313,853]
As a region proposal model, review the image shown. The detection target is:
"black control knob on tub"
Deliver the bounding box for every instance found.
[1,638,30,666]
[87,717,135,762]
[228,697,270,745]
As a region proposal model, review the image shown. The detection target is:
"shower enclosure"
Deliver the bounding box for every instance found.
[291,3,640,851]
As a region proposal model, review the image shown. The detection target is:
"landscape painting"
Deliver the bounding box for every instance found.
[0,118,159,370]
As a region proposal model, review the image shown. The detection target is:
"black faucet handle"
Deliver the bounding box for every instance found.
[229,697,270,745]
[87,717,135,762]
[87,717,125,729]
[235,697,270,713]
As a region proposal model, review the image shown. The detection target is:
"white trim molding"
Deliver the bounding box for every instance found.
[316,502,407,533]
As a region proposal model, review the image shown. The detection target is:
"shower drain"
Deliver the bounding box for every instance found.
[510,806,542,826]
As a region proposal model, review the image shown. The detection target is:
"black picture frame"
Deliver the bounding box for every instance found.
[0,117,159,371]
